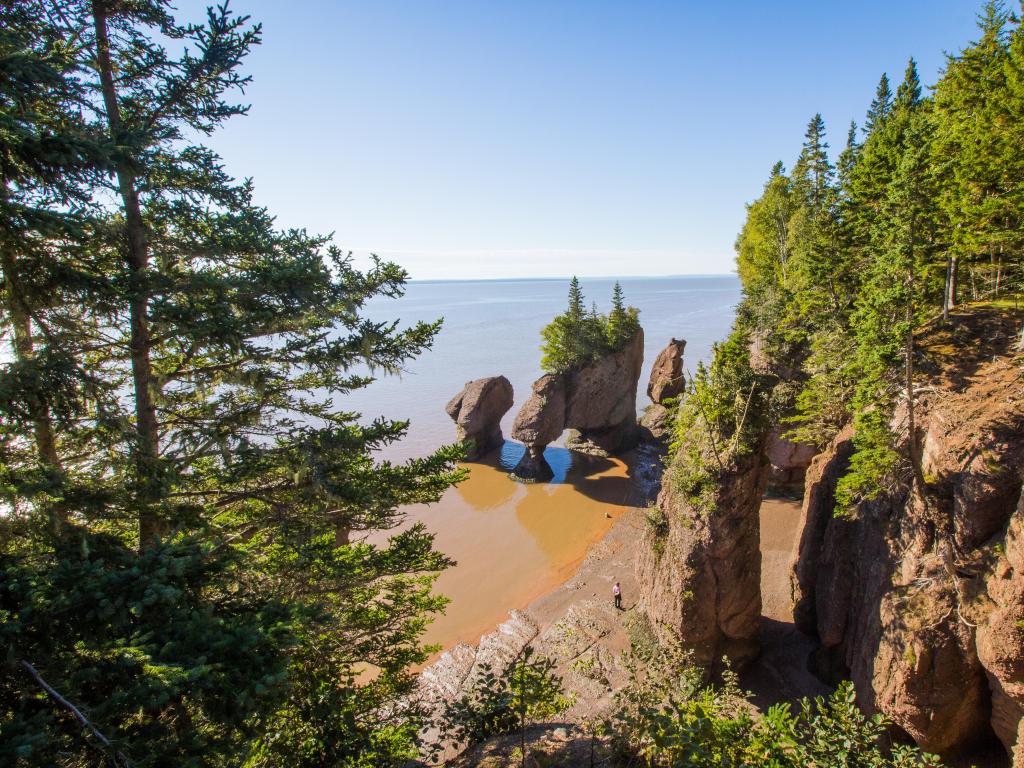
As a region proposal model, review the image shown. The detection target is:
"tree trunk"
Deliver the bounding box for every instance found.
[1,248,67,535]
[905,223,926,509]
[995,244,1002,297]
[948,255,957,310]
[943,254,958,321]
[92,1,163,548]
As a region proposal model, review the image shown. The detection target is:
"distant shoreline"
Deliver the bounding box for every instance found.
[407,273,739,285]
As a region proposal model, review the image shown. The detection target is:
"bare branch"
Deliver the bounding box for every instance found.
[19,660,133,767]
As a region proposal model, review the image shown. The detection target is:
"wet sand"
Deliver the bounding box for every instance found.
[387,444,636,656]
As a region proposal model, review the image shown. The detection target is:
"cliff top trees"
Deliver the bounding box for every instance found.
[540,278,640,373]
[732,0,1022,509]
[1,1,462,764]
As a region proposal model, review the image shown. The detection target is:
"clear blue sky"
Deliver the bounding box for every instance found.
[180,0,980,280]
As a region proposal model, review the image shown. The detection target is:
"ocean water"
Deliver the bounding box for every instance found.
[351,275,743,651]
[345,275,742,463]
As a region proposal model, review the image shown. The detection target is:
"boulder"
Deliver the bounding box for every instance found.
[445,376,514,460]
[510,374,566,481]
[638,403,672,443]
[647,337,686,403]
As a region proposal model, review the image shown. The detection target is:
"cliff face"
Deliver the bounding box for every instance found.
[634,309,1024,762]
[792,344,1024,759]
[636,449,769,671]
[510,330,643,479]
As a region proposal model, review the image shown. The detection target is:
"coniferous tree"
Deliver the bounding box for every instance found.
[864,73,893,134]
[567,275,585,323]
[1,2,463,764]
[607,281,638,348]
[839,110,937,506]
[933,1,1015,303]
[895,58,922,108]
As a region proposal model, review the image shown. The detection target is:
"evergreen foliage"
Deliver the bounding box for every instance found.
[439,646,572,764]
[0,1,462,765]
[605,638,944,767]
[729,0,1024,513]
[540,278,640,373]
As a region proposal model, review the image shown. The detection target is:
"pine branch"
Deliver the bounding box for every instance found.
[19,660,133,768]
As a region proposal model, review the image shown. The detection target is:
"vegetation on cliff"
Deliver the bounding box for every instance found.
[0,2,461,765]
[540,278,641,374]
[733,0,1024,510]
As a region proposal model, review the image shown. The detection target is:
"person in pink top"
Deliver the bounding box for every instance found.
[613,581,622,610]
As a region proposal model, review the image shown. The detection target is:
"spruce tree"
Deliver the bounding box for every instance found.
[791,114,833,209]
[895,58,922,108]
[567,275,585,323]
[607,281,631,347]
[839,110,936,507]
[864,73,893,134]
[1,2,463,764]
[933,0,1015,303]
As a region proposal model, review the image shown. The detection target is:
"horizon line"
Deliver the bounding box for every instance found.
[406,272,739,284]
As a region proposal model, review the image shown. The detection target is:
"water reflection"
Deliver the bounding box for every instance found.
[392,442,633,654]
[498,441,574,483]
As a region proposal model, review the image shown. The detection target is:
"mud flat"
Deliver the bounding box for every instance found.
[386,444,637,657]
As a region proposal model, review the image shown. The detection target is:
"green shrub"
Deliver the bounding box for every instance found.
[605,636,945,768]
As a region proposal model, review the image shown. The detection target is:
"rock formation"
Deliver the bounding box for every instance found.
[509,374,566,481]
[750,331,816,488]
[765,425,817,489]
[445,375,514,460]
[510,330,644,480]
[791,347,1024,759]
[647,337,686,403]
[640,337,685,443]
[636,449,769,671]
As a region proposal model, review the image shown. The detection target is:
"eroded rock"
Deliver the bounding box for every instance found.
[446,375,514,460]
[647,338,686,404]
[636,451,768,671]
[791,351,1024,760]
[564,329,645,455]
[510,374,566,480]
[638,403,672,443]
[978,493,1024,765]
[509,330,645,477]
[765,424,817,489]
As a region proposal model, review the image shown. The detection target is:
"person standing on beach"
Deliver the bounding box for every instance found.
[613,581,622,610]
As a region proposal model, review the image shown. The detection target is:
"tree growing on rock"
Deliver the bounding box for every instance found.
[541,278,640,373]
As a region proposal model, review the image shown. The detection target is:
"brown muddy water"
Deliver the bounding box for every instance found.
[376,443,636,655]
[348,277,741,654]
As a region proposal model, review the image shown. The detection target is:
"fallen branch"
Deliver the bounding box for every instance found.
[19,660,133,767]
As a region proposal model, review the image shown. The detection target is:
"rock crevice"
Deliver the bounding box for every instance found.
[791,351,1024,760]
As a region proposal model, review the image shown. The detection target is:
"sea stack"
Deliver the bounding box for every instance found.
[509,374,567,481]
[639,337,686,443]
[445,376,514,460]
[509,329,644,480]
